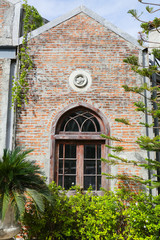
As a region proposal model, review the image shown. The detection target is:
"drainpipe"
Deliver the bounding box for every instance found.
[5,60,16,150]
[143,48,152,195]
[150,55,160,195]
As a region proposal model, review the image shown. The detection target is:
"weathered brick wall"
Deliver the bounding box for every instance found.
[16,13,146,187]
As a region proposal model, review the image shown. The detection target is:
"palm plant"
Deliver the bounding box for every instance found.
[0,147,50,221]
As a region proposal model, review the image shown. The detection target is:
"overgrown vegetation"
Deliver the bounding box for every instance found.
[12,0,43,108]
[8,1,160,239]
[20,182,160,240]
[101,0,160,191]
[0,147,50,222]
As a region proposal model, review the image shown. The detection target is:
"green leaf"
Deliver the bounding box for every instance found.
[101,134,122,142]
[146,6,153,13]
[26,188,45,213]
[123,55,138,66]
[12,191,25,219]
[2,192,10,221]
[128,9,138,18]
[115,118,130,125]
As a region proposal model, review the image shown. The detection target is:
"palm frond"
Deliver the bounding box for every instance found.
[12,190,25,220]
[0,147,49,220]
[2,192,10,221]
[26,188,45,213]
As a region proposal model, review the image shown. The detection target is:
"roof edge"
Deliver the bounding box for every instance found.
[19,5,83,44]
[7,0,21,4]
[81,6,143,50]
[19,5,143,50]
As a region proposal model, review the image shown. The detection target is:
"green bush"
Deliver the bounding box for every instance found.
[20,182,160,240]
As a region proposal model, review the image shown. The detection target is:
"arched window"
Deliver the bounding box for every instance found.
[53,107,107,191]
[60,110,101,132]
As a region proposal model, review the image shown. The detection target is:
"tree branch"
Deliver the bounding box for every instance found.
[139,1,160,7]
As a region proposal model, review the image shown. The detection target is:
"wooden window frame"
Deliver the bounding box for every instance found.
[55,140,106,190]
[50,103,110,191]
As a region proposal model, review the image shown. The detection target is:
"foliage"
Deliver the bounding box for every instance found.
[101,0,160,191]
[0,147,50,221]
[20,182,160,240]
[128,1,160,47]
[12,0,43,108]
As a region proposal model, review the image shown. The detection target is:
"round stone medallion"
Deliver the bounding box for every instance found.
[69,70,92,92]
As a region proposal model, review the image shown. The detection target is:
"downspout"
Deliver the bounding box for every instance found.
[5,1,22,150]
[143,48,152,195]
[5,60,16,150]
[150,55,160,195]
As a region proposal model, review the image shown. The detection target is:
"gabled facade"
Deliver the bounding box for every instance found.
[0,2,148,191]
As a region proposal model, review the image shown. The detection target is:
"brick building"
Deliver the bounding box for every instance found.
[0,0,149,191]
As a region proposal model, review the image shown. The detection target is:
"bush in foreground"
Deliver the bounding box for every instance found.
[21,182,160,240]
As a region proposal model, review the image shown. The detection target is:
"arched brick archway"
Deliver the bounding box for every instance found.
[50,103,110,190]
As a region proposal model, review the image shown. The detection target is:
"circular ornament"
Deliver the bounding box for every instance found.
[73,74,88,88]
[69,70,92,92]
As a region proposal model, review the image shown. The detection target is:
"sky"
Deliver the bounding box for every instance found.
[27,0,159,39]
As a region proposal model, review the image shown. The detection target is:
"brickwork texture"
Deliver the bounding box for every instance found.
[16,13,146,187]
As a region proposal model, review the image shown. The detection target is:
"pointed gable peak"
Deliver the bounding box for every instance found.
[19,5,142,49]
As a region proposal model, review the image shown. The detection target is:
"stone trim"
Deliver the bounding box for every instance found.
[69,69,92,92]
[12,1,22,46]
[19,5,143,49]
[0,59,11,156]
[6,0,21,5]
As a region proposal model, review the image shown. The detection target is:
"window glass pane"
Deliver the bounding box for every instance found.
[84,176,95,190]
[75,111,83,115]
[65,119,79,132]
[97,176,101,190]
[60,117,70,131]
[60,111,101,133]
[59,144,63,158]
[84,160,95,174]
[70,112,77,117]
[58,175,63,187]
[93,117,101,132]
[65,144,76,158]
[97,145,101,159]
[64,176,76,190]
[75,115,86,127]
[59,160,63,174]
[83,112,92,118]
[84,145,95,159]
[64,160,76,174]
[97,160,101,174]
[82,119,95,132]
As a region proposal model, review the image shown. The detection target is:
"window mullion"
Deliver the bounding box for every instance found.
[56,144,59,185]
[76,144,83,188]
[63,144,65,188]
[95,144,97,191]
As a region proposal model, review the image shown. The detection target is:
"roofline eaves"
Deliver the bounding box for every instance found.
[7,0,21,5]
[19,6,83,45]
[19,5,143,50]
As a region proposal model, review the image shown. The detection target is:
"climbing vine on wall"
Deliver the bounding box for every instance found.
[12,0,43,108]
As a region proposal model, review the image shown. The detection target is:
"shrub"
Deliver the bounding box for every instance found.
[21,182,160,240]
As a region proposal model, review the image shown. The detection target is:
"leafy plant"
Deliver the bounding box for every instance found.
[21,183,160,240]
[12,0,43,108]
[0,147,50,221]
[102,0,160,192]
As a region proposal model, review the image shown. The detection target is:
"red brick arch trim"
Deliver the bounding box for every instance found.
[51,102,110,136]
[49,102,110,184]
